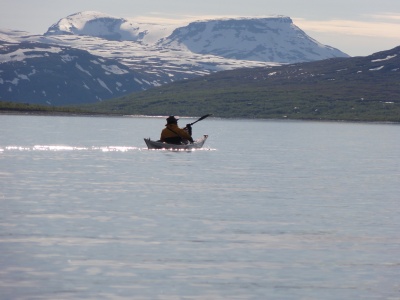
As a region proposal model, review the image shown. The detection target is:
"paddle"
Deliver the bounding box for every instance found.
[181,114,211,142]
[165,114,211,144]
[188,114,212,126]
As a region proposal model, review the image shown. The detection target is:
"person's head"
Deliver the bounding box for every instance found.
[166,116,178,125]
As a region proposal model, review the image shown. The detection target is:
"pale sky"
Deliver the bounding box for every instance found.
[1,0,399,56]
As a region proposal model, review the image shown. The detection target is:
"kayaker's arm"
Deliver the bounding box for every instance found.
[175,126,193,142]
[185,124,192,136]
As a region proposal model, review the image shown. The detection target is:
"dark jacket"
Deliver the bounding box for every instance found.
[160,124,193,144]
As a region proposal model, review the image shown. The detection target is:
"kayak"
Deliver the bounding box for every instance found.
[144,135,208,150]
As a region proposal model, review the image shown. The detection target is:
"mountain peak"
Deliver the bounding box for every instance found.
[158,17,348,63]
[44,11,174,43]
[45,11,120,36]
[43,11,348,63]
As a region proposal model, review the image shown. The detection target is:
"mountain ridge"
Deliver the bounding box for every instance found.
[43,12,348,63]
[0,40,156,105]
[1,11,351,106]
[158,17,346,63]
[87,46,400,122]
[45,11,176,44]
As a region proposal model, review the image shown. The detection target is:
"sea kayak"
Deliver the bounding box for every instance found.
[144,135,208,150]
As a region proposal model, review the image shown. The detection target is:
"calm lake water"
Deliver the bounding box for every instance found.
[1,114,399,300]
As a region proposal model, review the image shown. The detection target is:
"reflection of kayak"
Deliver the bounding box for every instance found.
[144,135,208,150]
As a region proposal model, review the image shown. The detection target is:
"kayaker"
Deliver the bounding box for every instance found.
[160,116,194,144]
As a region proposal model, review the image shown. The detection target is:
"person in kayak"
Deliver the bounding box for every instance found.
[160,116,194,144]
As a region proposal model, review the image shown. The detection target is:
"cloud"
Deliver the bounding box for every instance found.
[293,17,400,39]
[368,13,400,21]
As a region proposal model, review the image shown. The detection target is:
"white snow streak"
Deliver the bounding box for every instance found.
[371,54,397,62]
[75,63,92,76]
[369,66,384,71]
[101,65,128,75]
[97,78,113,93]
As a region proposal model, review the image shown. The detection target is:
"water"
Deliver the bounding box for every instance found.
[1,114,399,299]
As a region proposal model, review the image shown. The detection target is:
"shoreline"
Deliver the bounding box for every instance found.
[1,110,399,125]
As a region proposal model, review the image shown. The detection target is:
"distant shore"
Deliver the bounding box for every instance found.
[2,109,399,124]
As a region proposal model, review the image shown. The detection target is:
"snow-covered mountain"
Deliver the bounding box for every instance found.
[158,17,347,63]
[45,11,175,44]
[0,11,350,105]
[0,40,156,105]
[45,12,348,63]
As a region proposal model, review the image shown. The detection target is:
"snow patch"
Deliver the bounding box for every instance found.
[8,78,19,85]
[101,64,128,75]
[28,69,37,76]
[0,48,41,63]
[152,81,162,87]
[46,11,176,44]
[17,73,29,81]
[369,66,384,71]
[141,79,151,85]
[371,54,397,62]
[75,63,92,76]
[61,54,76,62]
[97,78,113,93]
[134,78,143,85]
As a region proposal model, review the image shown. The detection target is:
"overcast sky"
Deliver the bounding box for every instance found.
[1,0,399,56]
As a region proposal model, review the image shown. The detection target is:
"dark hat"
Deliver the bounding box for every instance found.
[166,116,179,124]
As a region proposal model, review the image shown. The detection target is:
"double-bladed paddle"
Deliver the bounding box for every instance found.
[188,114,213,126]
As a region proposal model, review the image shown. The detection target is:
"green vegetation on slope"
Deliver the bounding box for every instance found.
[87,52,400,122]
[0,101,92,115]
[4,47,399,122]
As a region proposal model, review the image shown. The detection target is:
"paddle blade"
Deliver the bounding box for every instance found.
[190,114,212,125]
[197,114,212,121]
